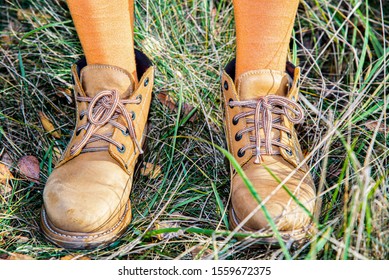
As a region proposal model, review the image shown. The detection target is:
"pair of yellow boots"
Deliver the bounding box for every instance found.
[41,50,315,249]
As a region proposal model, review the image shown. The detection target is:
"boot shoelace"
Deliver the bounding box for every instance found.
[70,89,142,156]
[229,95,304,164]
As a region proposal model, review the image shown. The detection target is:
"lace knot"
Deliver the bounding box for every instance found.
[87,90,120,126]
[70,89,143,156]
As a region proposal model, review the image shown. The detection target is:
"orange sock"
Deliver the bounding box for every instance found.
[233,0,299,81]
[66,0,137,83]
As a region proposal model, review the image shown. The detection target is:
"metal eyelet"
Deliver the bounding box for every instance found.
[122,128,129,136]
[237,148,245,158]
[229,98,234,109]
[79,114,85,121]
[235,133,242,141]
[232,117,239,125]
[144,77,149,87]
[136,95,142,103]
[131,111,136,120]
[286,149,293,156]
[117,145,126,153]
[224,81,228,90]
[76,129,81,136]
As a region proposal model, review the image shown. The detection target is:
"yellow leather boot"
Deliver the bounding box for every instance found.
[222,60,316,242]
[41,50,154,249]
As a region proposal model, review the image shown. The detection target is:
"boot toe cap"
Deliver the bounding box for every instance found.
[43,156,130,233]
[231,165,315,233]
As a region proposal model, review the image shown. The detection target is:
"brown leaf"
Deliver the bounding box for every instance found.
[0,231,9,247]
[1,152,13,167]
[154,220,182,241]
[0,163,14,185]
[157,92,198,122]
[38,111,61,139]
[157,92,177,111]
[0,22,20,49]
[14,235,30,244]
[0,183,12,197]
[0,234,29,246]
[7,253,35,260]
[17,155,40,183]
[0,34,13,47]
[17,8,52,24]
[364,120,389,133]
[141,162,162,179]
[182,102,198,122]
[60,254,91,260]
[191,245,213,259]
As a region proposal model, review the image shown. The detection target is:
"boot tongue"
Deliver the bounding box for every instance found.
[80,65,134,98]
[236,70,291,157]
[237,70,289,100]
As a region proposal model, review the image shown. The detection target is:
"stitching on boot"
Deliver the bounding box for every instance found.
[81,64,132,78]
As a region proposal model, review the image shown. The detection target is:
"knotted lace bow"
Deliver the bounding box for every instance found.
[229,96,304,164]
[70,89,142,155]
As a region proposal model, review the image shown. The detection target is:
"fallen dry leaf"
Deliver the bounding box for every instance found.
[0,234,29,246]
[0,232,8,247]
[17,8,52,24]
[60,254,91,260]
[191,245,214,260]
[0,34,13,48]
[141,162,162,179]
[0,163,14,185]
[1,152,13,167]
[7,253,35,260]
[364,120,389,133]
[154,220,183,241]
[1,22,19,48]
[1,153,15,196]
[38,111,61,139]
[154,212,183,240]
[157,92,177,111]
[182,102,198,122]
[157,92,198,122]
[0,183,13,197]
[17,155,40,183]
[14,235,30,244]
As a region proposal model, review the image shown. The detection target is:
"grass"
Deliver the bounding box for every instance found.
[0,0,388,260]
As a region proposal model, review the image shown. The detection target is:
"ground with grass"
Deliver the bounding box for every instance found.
[0,0,388,260]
